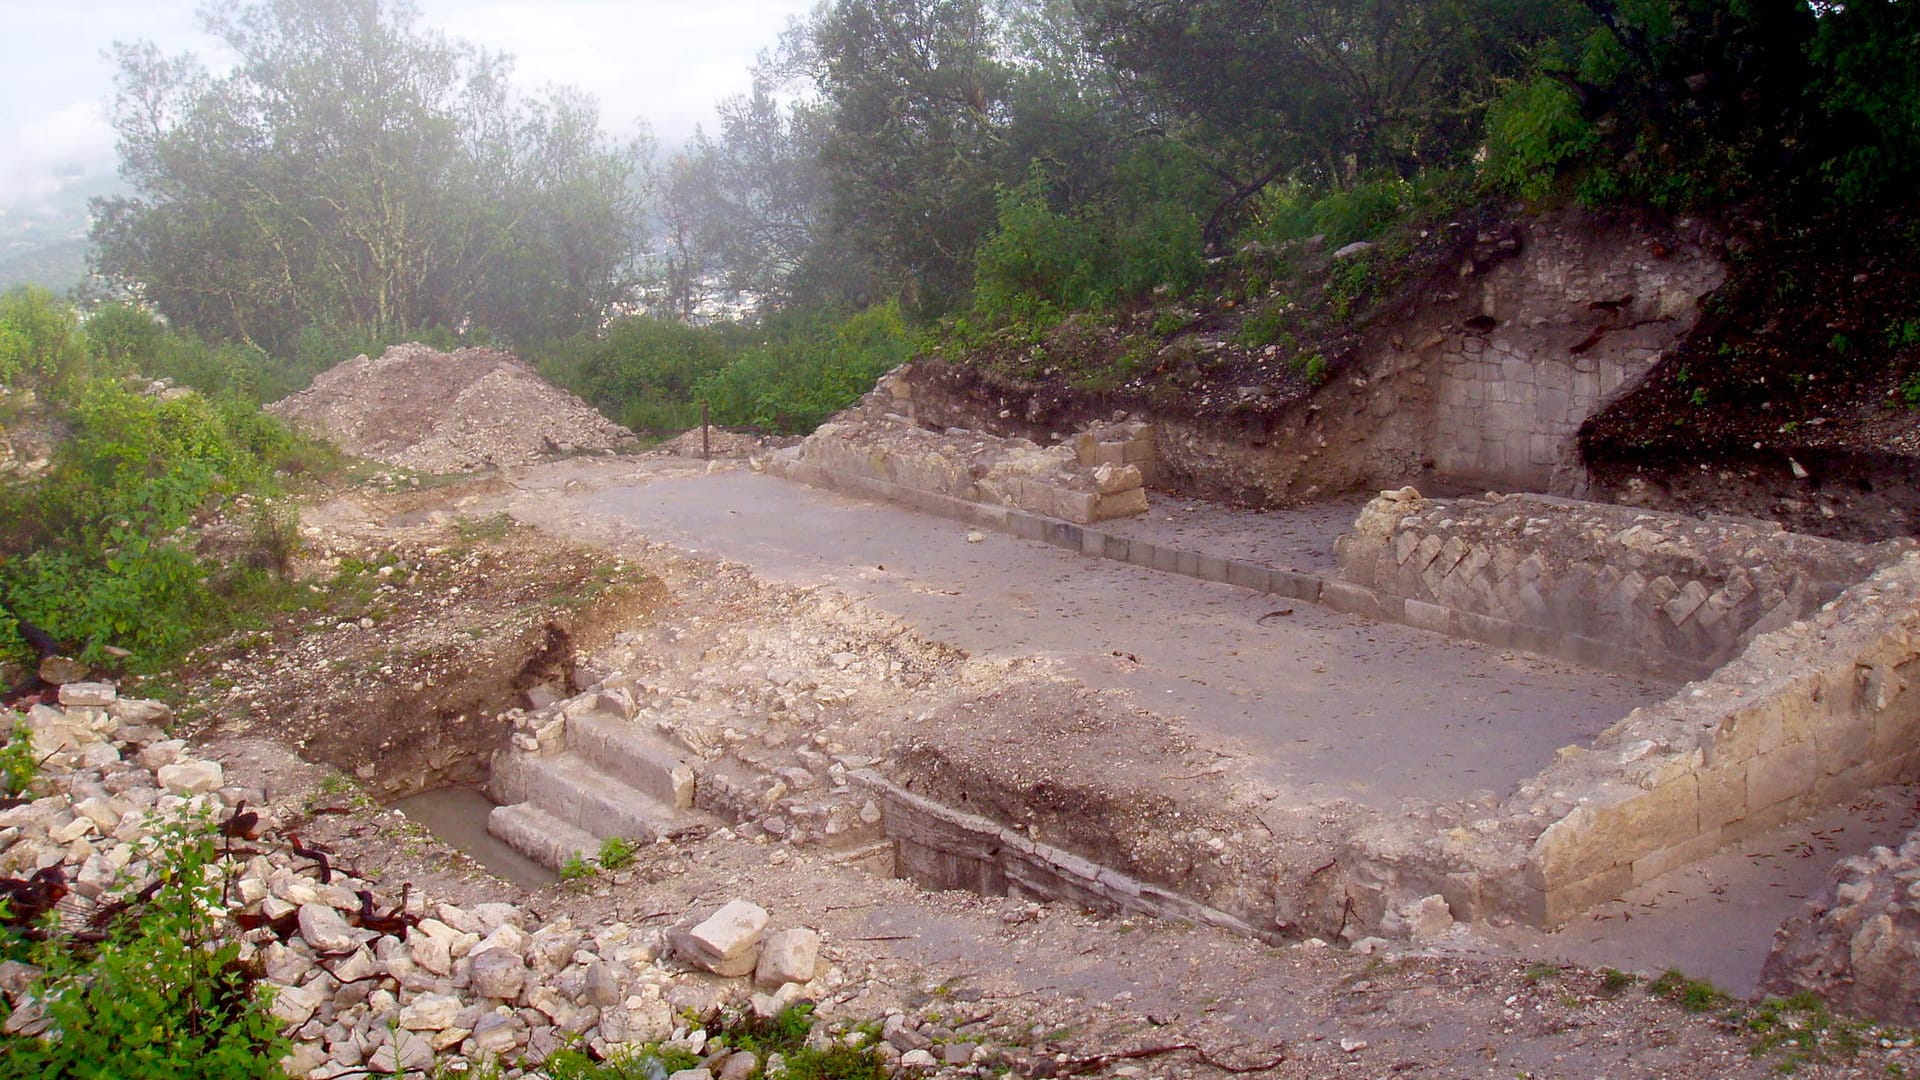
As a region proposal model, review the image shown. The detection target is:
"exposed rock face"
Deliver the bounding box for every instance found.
[267,344,637,473]
[1761,829,1920,1024]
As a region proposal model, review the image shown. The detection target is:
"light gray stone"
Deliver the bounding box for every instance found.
[156,759,224,795]
[754,927,820,988]
[469,948,528,1000]
[298,902,360,955]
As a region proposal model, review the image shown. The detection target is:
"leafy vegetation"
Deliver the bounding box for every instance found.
[0,818,290,1079]
[0,721,37,796]
[0,289,326,673]
[92,0,647,355]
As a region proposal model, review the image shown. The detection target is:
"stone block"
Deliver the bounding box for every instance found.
[1226,560,1270,592]
[1723,794,1810,844]
[1631,827,1729,885]
[1043,519,1083,551]
[1697,764,1747,831]
[1152,544,1181,574]
[1813,712,1874,779]
[1091,486,1148,521]
[1541,864,1635,928]
[1746,739,1816,813]
[1703,701,1784,766]
[1664,580,1710,626]
[1269,570,1323,602]
[754,928,821,988]
[1403,599,1452,636]
[690,900,770,962]
[1125,540,1160,569]
[1194,553,1229,584]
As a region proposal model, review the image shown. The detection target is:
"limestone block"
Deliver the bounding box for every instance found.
[156,760,224,796]
[1697,764,1747,831]
[1541,864,1635,927]
[1630,826,1727,885]
[1090,487,1148,522]
[754,927,821,988]
[690,900,769,962]
[57,682,117,708]
[1746,739,1817,813]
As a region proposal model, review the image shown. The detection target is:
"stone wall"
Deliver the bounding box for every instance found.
[781,371,1152,524]
[1332,490,1901,680]
[1347,552,1920,929]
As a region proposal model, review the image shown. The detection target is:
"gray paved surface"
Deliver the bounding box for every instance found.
[582,471,1670,808]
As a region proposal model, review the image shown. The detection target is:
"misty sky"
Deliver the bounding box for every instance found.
[0,0,816,212]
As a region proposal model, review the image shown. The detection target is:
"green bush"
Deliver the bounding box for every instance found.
[0,818,290,1079]
[0,721,37,796]
[1484,76,1599,202]
[533,317,732,434]
[695,303,916,433]
[972,173,1102,323]
[0,287,88,394]
[0,374,310,669]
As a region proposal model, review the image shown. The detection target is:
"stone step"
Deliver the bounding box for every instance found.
[485,802,598,872]
[489,751,685,844]
[563,711,695,810]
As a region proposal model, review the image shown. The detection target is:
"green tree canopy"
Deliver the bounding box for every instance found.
[91,0,648,354]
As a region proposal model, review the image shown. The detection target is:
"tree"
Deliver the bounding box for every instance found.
[1075,0,1576,243]
[92,0,646,355]
[786,0,1018,314]
[661,81,832,312]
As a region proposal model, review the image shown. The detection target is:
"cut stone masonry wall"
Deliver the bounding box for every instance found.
[1332,490,1902,680]
[1347,551,1920,929]
[781,371,1153,524]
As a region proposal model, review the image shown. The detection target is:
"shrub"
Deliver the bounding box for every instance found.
[0,818,290,1079]
[972,172,1101,323]
[0,371,311,669]
[0,287,88,394]
[695,303,916,433]
[0,721,37,796]
[1484,76,1599,202]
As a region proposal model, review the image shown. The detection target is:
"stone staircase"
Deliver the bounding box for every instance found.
[486,693,703,871]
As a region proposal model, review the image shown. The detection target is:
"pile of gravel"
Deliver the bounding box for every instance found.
[269,344,636,473]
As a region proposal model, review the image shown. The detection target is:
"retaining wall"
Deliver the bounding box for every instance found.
[1332,490,1899,680]
[1348,552,1920,929]
[786,372,1152,524]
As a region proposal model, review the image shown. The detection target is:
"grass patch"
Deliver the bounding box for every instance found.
[1649,969,1729,1013]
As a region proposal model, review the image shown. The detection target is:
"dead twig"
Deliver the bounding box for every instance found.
[1051,1042,1288,1077]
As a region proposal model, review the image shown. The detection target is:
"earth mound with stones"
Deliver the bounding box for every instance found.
[268,344,636,473]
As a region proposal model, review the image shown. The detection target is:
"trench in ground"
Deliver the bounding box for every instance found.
[372,466,1909,997]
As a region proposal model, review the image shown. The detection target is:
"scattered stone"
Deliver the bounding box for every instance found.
[37,656,89,685]
[298,902,361,954]
[56,681,117,708]
[754,927,820,988]
[469,948,529,1001]
[156,759,224,796]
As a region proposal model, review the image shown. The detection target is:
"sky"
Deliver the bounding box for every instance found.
[0,0,816,213]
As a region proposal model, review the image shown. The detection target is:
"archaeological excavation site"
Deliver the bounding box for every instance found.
[11,225,1920,1080]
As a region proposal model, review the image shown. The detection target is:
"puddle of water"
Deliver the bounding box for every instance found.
[393,787,557,891]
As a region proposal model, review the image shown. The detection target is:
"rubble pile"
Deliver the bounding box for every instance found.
[0,684,1004,1079]
[268,344,637,473]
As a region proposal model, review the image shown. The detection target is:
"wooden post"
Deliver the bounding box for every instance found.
[701,400,710,461]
